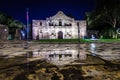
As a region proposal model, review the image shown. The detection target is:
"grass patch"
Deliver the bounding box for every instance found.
[34,39,81,43]
[83,39,120,43]
[33,39,120,43]
[97,39,120,42]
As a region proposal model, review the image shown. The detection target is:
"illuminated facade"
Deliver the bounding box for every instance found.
[32,11,86,39]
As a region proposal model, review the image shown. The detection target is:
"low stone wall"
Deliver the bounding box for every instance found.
[0,24,9,40]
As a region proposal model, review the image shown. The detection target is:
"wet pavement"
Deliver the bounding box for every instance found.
[0,42,120,80]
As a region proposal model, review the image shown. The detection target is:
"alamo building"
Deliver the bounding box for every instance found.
[32,11,86,39]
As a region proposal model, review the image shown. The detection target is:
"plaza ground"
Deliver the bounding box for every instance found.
[0,41,120,80]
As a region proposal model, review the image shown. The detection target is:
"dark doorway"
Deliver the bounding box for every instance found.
[58,31,63,39]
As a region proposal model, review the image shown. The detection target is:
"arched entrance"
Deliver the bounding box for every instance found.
[58,31,63,39]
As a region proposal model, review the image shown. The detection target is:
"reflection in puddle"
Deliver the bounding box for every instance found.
[89,43,99,57]
[31,47,86,66]
[90,43,96,51]
[0,43,120,80]
[90,43,96,54]
[89,43,120,61]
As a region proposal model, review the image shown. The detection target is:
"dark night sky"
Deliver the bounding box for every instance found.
[0,0,95,24]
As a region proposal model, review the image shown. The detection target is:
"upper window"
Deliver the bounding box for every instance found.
[49,23,53,26]
[40,22,42,26]
[59,21,62,26]
[59,19,62,26]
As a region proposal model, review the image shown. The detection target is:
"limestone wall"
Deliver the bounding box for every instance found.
[32,11,86,40]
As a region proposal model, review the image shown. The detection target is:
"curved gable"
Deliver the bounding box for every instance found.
[47,11,74,21]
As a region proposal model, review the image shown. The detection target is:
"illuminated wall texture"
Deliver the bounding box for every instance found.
[32,11,86,39]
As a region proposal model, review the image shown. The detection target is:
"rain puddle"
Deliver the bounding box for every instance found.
[0,43,120,80]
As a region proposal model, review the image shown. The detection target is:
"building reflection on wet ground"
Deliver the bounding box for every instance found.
[0,43,120,80]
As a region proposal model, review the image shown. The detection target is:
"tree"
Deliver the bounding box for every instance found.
[0,11,24,40]
[86,0,120,38]
[0,12,8,24]
[8,20,24,39]
[95,0,120,28]
[100,5,120,28]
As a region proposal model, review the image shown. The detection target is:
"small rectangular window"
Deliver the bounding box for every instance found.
[40,22,42,26]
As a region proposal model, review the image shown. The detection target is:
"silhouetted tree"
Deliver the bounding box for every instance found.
[0,11,24,39]
[86,0,120,38]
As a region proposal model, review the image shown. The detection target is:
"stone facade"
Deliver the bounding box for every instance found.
[0,24,9,40]
[32,11,86,39]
